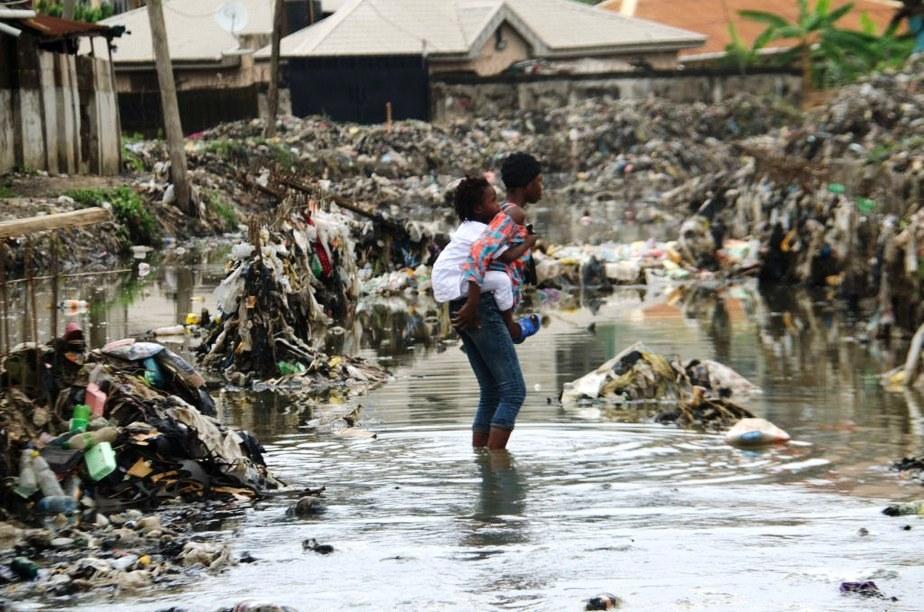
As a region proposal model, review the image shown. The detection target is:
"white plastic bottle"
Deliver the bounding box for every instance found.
[14,450,38,499]
[32,454,65,498]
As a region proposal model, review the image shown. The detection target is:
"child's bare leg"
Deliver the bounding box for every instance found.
[502,309,523,341]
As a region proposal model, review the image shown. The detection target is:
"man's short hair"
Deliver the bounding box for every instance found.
[501,153,541,189]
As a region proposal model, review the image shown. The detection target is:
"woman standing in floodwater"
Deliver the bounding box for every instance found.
[451,154,544,450]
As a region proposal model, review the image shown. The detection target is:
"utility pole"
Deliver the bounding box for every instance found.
[62,0,77,20]
[147,0,193,216]
[265,0,285,138]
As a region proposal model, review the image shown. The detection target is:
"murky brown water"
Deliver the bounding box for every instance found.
[8,255,924,611]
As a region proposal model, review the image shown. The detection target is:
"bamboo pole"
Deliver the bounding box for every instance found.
[0,207,111,239]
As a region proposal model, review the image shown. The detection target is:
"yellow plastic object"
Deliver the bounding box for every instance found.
[185,312,201,326]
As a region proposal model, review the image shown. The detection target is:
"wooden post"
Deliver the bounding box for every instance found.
[50,235,59,341]
[107,39,123,172]
[25,242,38,346]
[0,248,7,355]
[0,208,111,239]
[26,241,40,392]
[147,0,193,216]
[265,0,285,139]
[386,101,393,132]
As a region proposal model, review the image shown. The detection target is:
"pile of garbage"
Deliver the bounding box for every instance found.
[663,57,924,332]
[0,326,284,597]
[561,342,759,430]
[2,334,280,511]
[205,92,795,179]
[199,198,388,391]
[890,457,924,486]
[0,193,128,275]
[532,236,762,289]
[112,90,802,272]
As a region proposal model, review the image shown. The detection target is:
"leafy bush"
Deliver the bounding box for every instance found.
[67,187,161,246]
[205,190,239,231]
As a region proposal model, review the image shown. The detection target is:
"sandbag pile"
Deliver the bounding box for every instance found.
[561,342,758,430]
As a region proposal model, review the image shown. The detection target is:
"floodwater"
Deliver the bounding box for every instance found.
[9,254,924,611]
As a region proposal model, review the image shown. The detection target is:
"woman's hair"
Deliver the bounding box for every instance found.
[453,176,490,221]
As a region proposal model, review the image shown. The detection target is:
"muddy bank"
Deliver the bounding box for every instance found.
[0,173,240,277]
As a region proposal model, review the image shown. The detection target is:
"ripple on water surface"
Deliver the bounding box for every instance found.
[55,270,924,611]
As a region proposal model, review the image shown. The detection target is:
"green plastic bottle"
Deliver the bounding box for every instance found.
[11,558,38,581]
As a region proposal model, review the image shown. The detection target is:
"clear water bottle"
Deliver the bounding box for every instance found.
[36,496,77,515]
[32,455,65,498]
[14,450,38,499]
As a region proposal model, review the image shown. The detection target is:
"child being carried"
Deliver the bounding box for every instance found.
[432,176,539,343]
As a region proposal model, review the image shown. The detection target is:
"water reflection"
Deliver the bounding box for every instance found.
[57,258,924,611]
[0,247,229,351]
[467,451,528,548]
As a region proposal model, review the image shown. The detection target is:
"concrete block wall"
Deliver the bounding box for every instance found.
[431,71,802,122]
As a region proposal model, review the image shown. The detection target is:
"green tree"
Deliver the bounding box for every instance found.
[724,19,778,73]
[740,0,872,90]
[855,12,915,73]
[35,0,114,23]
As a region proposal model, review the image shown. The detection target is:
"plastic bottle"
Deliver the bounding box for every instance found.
[32,454,65,498]
[65,427,118,451]
[277,361,306,376]
[14,449,38,499]
[36,496,77,515]
[59,300,88,315]
[70,404,90,433]
[143,357,164,388]
[64,474,81,500]
[10,558,38,581]
[514,314,541,344]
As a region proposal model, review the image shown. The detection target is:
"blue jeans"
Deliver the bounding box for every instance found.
[452,295,526,432]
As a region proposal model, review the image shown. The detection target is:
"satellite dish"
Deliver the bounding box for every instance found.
[215,1,249,36]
